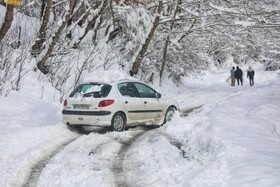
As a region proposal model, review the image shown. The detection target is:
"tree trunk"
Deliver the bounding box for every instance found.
[66,0,78,39]
[40,0,46,18]
[106,0,122,43]
[0,4,14,43]
[109,0,116,24]
[129,0,163,76]
[159,0,180,82]
[93,16,103,44]
[37,0,76,74]
[160,36,170,80]
[74,0,109,47]
[31,0,52,57]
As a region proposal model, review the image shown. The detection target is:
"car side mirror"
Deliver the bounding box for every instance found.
[155,93,161,99]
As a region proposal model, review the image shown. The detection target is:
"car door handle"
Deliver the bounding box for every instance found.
[125,101,128,104]
[144,101,147,104]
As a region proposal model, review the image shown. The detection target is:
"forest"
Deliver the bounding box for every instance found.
[0,0,280,100]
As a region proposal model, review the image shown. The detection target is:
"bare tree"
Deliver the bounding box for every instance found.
[0,4,14,43]
[30,0,52,57]
[74,0,109,47]
[0,41,13,96]
[159,0,180,82]
[109,0,116,25]
[129,0,163,76]
[106,0,120,43]
[13,50,28,91]
[37,0,76,74]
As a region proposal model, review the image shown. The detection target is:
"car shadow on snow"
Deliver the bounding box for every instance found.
[67,125,111,135]
[67,124,161,135]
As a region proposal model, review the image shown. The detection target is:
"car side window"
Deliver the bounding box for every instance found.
[134,82,157,98]
[118,83,128,96]
[117,82,140,97]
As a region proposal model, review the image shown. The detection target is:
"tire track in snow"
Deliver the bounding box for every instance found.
[23,127,97,187]
[23,137,79,187]
[112,130,149,187]
[112,107,200,187]
[24,106,198,187]
[111,127,193,187]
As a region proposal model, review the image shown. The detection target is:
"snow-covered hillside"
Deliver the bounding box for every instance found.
[0,64,279,187]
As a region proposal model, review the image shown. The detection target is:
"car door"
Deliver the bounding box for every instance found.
[134,82,164,121]
[117,82,143,122]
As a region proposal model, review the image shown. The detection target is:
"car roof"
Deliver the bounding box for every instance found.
[115,79,140,83]
[78,81,111,85]
[78,79,159,92]
[80,78,140,85]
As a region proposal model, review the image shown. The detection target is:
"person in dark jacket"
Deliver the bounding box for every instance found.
[247,65,255,86]
[235,66,243,86]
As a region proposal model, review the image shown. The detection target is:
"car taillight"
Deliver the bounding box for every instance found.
[98,100,114,107]
[63,99,67,107]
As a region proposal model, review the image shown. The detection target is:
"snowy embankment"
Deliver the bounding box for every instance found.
[0,64,280,187]
[170,64,280,186]
[0,71,78,186]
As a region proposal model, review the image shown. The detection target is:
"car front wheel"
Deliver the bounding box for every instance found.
[164,107,176,124]
[111,112,126,131]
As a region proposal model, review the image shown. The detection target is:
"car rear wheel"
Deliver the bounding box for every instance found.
[164,107,176,124]
[111,112,126,131]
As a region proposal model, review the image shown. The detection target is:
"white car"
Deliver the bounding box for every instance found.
[62,79,179,131]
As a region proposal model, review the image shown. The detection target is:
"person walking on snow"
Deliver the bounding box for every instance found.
[235,66,243,86]
[230,67,236,86]
[247,65,255,86]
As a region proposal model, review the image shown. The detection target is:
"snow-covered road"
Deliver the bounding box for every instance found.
[1,64,280,187]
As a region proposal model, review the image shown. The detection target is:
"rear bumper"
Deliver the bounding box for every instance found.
[62,110,111,116]
[62,110,113,127]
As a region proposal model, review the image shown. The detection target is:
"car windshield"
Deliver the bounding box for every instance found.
[69,83,112,98]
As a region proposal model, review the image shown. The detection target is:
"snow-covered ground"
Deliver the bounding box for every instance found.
[0,64,280,187]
